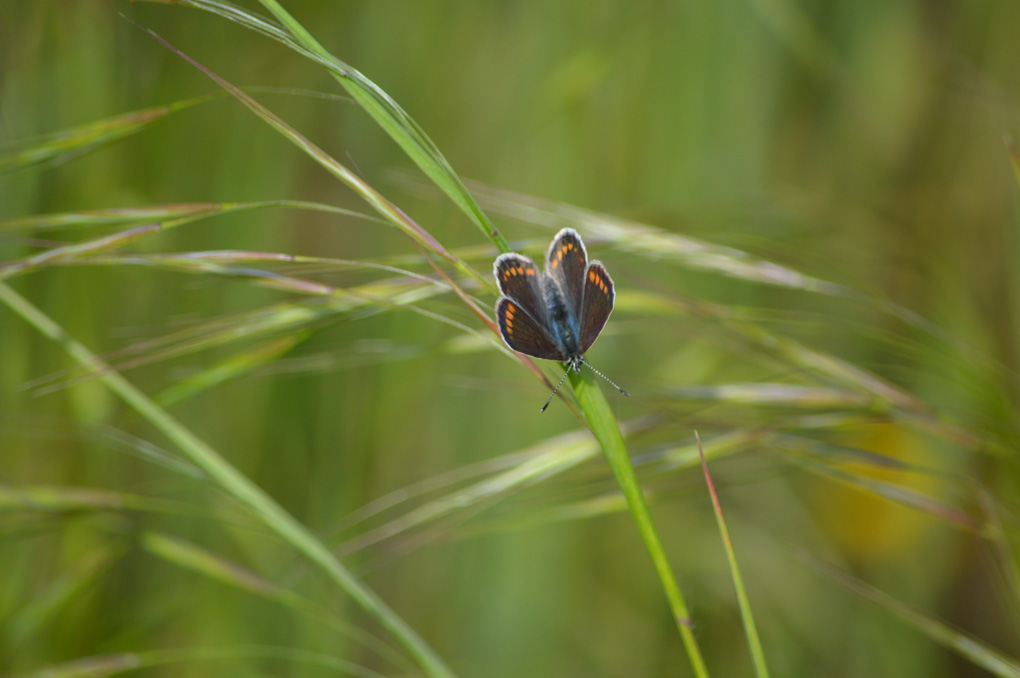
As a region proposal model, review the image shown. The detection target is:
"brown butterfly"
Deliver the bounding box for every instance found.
[494,228,629,411]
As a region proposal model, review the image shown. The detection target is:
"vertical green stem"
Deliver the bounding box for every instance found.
[697,433,770,677]
[569,368,709,677]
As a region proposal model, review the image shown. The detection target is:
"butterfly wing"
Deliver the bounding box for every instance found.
[578,261,615,354]
[494,253,546,323]
[543,228,588,322]
[496,297,566,360]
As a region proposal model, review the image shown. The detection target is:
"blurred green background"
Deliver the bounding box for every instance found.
[3,0,1020,676]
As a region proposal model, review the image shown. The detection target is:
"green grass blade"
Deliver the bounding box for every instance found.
[0,281,458,678]
[696,432,770,678]
[569,367,710,677]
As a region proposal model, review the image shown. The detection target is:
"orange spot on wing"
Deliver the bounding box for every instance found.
[589,270,596,282]
[527,268,535,276]
[516,266,524,276]
[558,249,564,260]
[551,259,559,269]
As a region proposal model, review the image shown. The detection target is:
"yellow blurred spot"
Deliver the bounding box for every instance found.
[812,424,942,566]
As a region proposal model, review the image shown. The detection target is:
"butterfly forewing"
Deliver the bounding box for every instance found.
[578,261,615,354]
[496,297,567,361]
[494,253,546,323]
[544,228,588,321]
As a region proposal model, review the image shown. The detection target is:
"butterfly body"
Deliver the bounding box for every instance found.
[494,229,627,408]
[542,277,581,359]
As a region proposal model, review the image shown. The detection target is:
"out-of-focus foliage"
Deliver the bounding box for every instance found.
[2,1,1020,676]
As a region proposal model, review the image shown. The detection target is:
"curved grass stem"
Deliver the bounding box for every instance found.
[569,367,709,677]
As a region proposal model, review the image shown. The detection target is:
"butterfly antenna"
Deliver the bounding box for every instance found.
[581,358,630,397]
[540,370,572,413]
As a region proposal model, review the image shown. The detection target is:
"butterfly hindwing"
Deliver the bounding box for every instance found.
[496,297,566,361]
[544,228,588,321]
[578,261,615,354]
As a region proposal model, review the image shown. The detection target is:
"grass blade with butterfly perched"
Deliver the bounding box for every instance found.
[494,229,707,673]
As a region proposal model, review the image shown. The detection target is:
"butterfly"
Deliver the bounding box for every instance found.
[494,228,629,411]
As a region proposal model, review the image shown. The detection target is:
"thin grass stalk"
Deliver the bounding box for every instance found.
[569,367,710,676]
[0,281,457,678]
[696,432,770,677]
